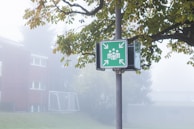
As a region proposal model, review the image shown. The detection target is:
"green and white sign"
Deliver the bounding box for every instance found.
[100,40,128,68]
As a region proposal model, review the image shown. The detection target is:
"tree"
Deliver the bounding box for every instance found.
[23,0,194,69]
[72,64,152,124]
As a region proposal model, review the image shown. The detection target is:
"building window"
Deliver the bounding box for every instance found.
[30,105,40,112]
[31,54,48,67]
[31,81,45,90]
[0,61,2,77]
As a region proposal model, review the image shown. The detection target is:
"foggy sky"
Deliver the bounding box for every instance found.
[1,0,194,97]
[151,49,194,92]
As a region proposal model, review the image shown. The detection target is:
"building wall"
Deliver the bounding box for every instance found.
[0,38,68,112]
[28,54,49,112]
[0,41,30,111]
[0,39,50,112]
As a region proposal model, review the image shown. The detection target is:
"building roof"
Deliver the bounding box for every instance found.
[0,36,24,47]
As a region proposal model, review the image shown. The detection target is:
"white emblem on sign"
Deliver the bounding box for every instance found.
[107,48,120,60]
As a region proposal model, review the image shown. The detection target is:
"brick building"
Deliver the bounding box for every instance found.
[0,37,78,112]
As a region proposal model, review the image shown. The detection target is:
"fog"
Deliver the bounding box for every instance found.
[0,25,194,129]
[0,1,194,128]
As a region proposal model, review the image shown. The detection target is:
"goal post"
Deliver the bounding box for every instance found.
[48,91,80,112]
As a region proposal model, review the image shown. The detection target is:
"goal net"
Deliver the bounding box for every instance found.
[48,91,80,112]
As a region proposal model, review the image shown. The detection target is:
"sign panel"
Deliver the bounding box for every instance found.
[100,40,128,68]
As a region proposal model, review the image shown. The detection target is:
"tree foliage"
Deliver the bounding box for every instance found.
[24,0,194,69]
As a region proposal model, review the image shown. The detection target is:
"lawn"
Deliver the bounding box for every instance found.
[0,112,115,129]
[0,112,193,129]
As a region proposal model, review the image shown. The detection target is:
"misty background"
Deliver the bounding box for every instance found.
[0,1,194,129]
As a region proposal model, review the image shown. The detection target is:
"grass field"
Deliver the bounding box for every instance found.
[0,112,115,129]
[0,112,193,129]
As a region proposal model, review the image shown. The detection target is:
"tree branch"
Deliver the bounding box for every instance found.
[56,0,104,16]
[128,21,194,46]
[82,52,95,56]
[151,21,194,46]
[62,0,89,13]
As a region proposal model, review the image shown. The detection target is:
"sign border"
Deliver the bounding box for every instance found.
[100,39,128,69]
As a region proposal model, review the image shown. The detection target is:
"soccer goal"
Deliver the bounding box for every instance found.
[48,91,80,112]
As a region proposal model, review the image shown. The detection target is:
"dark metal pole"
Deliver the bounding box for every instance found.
[115,0,122,39]
[116,72,122,129]
[115,0,122,129]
